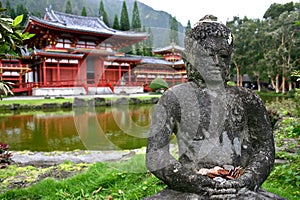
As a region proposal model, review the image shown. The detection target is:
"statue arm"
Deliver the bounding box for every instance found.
[238,92,275,190]
[146,91,215,194]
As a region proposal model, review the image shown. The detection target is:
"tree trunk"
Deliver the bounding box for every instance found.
[282,76,286,94]
[275,74,280,93]
[288,82,293,91]
[234,60,241,86]
[271,79,276,90]
[257,76,261,92]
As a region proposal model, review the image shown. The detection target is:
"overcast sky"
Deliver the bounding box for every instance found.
[138,0,299,25]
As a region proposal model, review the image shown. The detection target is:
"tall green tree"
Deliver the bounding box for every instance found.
[143,27,153,56]
[131,0,141,31]
[99,0,109,26]
[120,0,130,31]
[112,14,120,30]
[168,16,179,45]
[81,6,87,16]
[65,0,72,14]
[263,2,295,19]
[266,11,300,93]
[185,20,191,35]
[5,0,15,18]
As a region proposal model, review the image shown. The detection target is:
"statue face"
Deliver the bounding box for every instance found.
[184,37,231,84]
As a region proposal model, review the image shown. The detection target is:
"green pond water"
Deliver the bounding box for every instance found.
[0,105,154,151]
[0,95,293,152]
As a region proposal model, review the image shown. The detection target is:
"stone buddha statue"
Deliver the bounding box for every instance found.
[145,16,285,200]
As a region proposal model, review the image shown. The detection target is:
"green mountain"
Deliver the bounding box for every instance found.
[2,0,186,47]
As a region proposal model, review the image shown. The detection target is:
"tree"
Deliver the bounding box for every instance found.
[268,11,299,93]
[120,1,130,31]
[65,0,72,14]
[112,14,120,30]
[149,78,168,92]
[143,27,153,56]
[0,11,34,57]
[0,4,33,99]
[263,2,295,19]
[81,6,87,16]
[185,20,191,35]
[0,80,13,100]
[168,16,179,45]
[99,0,109,26]
[131,0,141,31]
[5,0,15,18]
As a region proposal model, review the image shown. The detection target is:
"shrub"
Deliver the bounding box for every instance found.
[0,142,13,168]
[149,78,168,92]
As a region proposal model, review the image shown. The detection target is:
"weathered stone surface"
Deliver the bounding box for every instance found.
[145,16,285,200]
[144,188,286,200]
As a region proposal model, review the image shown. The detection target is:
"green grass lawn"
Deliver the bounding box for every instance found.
[0,153,298,200]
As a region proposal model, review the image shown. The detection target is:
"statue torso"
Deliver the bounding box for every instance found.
[168,82,255,170]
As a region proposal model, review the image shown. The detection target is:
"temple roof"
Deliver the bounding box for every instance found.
[141,57,184,66]
[153,43,185,54]
[23,8,148,48]
[40,8,147,38]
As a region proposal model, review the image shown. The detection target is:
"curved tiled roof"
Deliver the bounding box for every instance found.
[153,43,185,54]
[25,8,148,39]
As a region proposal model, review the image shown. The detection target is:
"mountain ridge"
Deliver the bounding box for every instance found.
[2,0,186,47]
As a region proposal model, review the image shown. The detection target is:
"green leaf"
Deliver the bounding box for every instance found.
[0,21,13,33]
[12,15,23,27]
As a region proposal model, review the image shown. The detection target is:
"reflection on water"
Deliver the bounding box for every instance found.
[0,105,154,151]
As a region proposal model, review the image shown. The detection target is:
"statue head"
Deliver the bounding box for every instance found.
[183,16,234,86]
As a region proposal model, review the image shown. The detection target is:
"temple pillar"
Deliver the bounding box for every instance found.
[43,60,46,86]
[19,70,23,88]
[118,63,121,82]
[57,60,61,82]
[128,64,131,83]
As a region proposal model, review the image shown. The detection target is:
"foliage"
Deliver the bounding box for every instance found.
[185,20,191,35]
[131,0,141,31]
[120,0,130,31]
[227,2,300,94]
[81,6,86,16]
[263,2,296,19]
[99,0,109,27]
[141,26,153,56]
[168,16,179,45]
[291,70,300,81]
[65,0,72,14]
[149,78,169,92]
[0,5,33,57]
[112,14,119,30]
[0,142,12,167]
[0,81,13,100]
[263,159,300,199]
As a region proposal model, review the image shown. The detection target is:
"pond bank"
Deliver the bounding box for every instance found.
[11,149,143,167]
[0,94,161,111]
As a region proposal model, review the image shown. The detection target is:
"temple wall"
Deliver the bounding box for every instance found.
[114,86,143,94]
[32,87,86,96]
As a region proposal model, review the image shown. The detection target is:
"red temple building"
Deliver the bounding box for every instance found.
[1,8,186,96]
[134,43,186,87]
